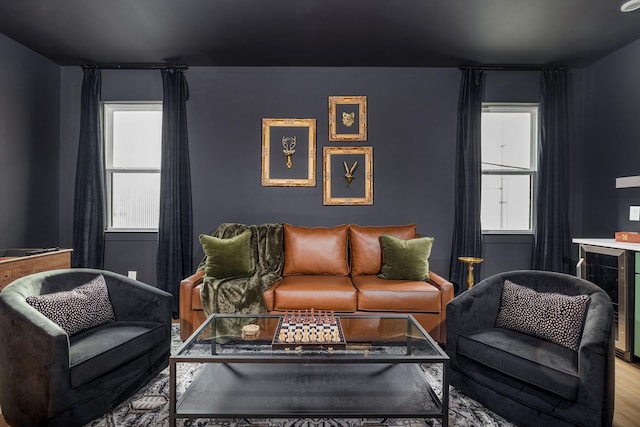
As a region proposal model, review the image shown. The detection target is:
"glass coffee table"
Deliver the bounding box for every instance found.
[170,313,449,426]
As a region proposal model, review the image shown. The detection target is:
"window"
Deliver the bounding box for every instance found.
[104,103,162,230]
[481,104,538,232]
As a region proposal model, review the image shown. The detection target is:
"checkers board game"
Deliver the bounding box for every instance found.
[272,310,346,350]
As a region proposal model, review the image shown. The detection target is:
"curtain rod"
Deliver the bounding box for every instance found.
[82,64,188,70]
[460,65,566,71]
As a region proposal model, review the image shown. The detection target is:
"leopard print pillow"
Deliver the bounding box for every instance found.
[26,274,116,336]
[495,279,590,351]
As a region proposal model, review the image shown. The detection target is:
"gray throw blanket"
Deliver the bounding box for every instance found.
[198,223,284,337]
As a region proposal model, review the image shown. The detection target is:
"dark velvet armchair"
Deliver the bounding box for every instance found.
[0,268,172,427]
[446,270,614,427]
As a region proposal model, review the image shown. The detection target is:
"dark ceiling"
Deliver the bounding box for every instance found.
[1,0,640,68]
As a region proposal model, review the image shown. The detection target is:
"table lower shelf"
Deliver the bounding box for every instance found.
[175,362,444,419]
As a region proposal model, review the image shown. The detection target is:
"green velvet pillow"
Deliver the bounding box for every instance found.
[378,234,434,281]
[199,230,254,279]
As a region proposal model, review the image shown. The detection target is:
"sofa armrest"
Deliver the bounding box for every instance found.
[99,270,172,329]
[428,271,454,306]
[577,291,614,423]
[579,292,613,357]
[180,271,204,312]
[427,271,454,342]
[179,270,205,332]
[0,292,71,422]
[182,269,205,288]
[446,277,503,364]
[447,277,503,332]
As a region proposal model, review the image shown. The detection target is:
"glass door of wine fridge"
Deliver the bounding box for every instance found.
[578,244,632,361]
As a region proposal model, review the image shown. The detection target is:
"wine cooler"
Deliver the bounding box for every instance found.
[578,244,633,361]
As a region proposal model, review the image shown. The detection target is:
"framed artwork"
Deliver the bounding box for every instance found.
[261,118,316,187]
[328,96,367,142]
[323,146,373,205]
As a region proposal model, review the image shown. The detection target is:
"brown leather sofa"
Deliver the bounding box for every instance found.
[180,224,454,343]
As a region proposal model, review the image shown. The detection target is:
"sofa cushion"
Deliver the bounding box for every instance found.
[351,275,441,312]
[378,234,433,281]
[199,230,254,279]
[457,328,580,400]
[350,224,417,276]
[273,275,357,311]
[495,280,590,351]
[26,274,116,336]
[69,321,167,387]
[283,224,349,276]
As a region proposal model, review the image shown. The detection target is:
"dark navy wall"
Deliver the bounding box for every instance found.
[55,66,558,286]
[185,67,460,275]
[580,38,640,237]
[0,34,60,249]
[59,67,462,280]
[0,48,589,288]
[3,28,639,290]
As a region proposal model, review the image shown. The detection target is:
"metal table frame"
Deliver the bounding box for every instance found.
[170,313,449,426]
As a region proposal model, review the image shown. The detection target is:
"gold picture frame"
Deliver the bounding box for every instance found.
[328,96,367,142]
[323,146,373,205]
[261,118,316,187]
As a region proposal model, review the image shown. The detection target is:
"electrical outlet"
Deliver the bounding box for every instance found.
[630,206,640,221]
[127,270,137,280]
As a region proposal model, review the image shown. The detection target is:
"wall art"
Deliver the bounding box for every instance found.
[328,96,367,142]
[261,118,316,187]
[323,146,373,205]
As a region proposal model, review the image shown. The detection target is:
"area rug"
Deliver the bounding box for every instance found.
[85,325,514,427]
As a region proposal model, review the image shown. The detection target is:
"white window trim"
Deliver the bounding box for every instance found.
[481,103,539,234]
[103,102,162,232]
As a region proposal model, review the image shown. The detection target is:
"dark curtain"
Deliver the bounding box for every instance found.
[532,68,571,273]
[157,68,193,316]
[72,67,104,268]
[449,68,485,295]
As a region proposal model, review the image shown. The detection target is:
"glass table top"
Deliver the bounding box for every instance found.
[174,312,448,363]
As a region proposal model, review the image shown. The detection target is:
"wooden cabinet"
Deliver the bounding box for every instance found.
[0,249,72,291]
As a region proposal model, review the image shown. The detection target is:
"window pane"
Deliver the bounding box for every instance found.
[111,173,160,229]
[482,112,532,171]
[481,174,532,230]
[112,110,162,168]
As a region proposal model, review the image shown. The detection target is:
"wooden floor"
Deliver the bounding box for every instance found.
[0,358,638,426]
[613,357,640,427]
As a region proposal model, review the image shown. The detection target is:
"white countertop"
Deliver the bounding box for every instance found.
[572,238,640,252]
